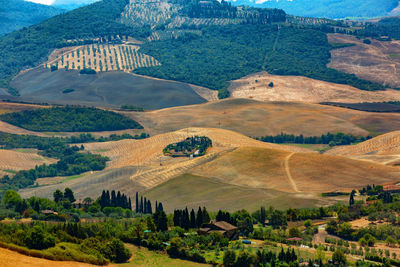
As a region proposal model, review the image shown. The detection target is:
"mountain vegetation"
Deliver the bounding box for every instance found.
[136,24,384,91]
[0,0,63,36]
[229,0,399,19]
[163,136,212,157]
[0,0,149,94]
[0,106,143,132]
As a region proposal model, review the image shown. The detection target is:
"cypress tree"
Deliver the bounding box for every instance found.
[158,202,164,212]
[155,201,158,212]
[184,207,190,229]
[147,200,152,214]
[111,190,116,207]
[190,209,196,228]
[202,207,210,224]
[135,192,139,213]
[117,191,122,207]
[144,197,147,213]
[140,196,143,213]
[129,197,132,210]
[196,207,203,228]
[105,190,110,207]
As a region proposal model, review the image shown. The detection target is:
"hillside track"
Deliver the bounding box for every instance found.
[283,152,300,192]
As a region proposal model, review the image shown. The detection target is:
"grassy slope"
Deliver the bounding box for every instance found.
[121,244,210,267]
[144,173,321,213]
[127,98,400,137]
[9,68,207,109]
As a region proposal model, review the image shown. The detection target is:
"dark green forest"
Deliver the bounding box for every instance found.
[136,24,384,91]
[0,106,143,132]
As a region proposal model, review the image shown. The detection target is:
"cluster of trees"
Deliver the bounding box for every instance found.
[0,106,143,132]
[99,190,132,210]
[163,136,212,157]
[257,132,372,146]
[136,23,384,93]
[173,207,210,229]
[359,17,400,40]
[0,0,150,93]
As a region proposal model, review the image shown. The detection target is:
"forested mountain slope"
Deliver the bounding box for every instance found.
[229,0,400,19]
[0,0,63,36]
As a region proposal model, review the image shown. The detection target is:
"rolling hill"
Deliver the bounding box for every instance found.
[0,0,63,36]
[228,0,400,19]
[19,127,400,212]
[124,98,400,137]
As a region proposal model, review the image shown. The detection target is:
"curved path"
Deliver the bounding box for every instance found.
[284,152,300,193]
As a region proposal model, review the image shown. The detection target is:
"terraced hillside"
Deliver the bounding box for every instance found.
[327,131,400,165]
[0,149,56,177]
[45,44,160,72]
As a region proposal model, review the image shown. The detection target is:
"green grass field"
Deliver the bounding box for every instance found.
[120,244,209,267]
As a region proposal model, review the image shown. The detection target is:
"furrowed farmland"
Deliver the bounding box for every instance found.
[45,44,160,72]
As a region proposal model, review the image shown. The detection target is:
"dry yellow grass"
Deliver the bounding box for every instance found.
[0,149,57,175]
[124,98,400,137]
[45,44,160,72]
[0,247,96,267]
[192,146,400,194]
[229,71,400,103]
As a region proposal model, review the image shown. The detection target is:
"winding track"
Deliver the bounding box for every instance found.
[284,152,300,193]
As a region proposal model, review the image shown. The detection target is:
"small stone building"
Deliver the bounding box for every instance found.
[198,220,239,240]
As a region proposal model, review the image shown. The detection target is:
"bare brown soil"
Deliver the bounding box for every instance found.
[328,33,400,88]
[229,71,400,103]
[0,247,96,267]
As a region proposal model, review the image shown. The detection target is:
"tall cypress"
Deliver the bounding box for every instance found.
[147,200,152,214]
[202,207,210,224]
[158,202,163,212]
[190,209,196,228]
[135,192,139,213]
[117,191,121,207]
[140,196,143,213]
[105,190,110,207]
[196,207,203,228]
[111,190,116,207]
[155,201,158,212]
[129,197,132,210]
[144,197,147,213]
[184,207,190,229]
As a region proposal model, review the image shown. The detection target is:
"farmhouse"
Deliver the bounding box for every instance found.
[198,220,239,240]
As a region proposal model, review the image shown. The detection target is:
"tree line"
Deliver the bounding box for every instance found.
[257,132,371,146]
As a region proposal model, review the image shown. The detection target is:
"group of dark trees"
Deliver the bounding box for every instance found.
[173,207,210,229]
[134,192,164,215]
[359,17,400,40]
[163,136,212,157]
[99,190,132,210]
[257,132,371,146]
[0,106,143,132]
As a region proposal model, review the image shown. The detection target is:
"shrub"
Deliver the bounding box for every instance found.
[24,225,56,250]
[223,249,236,267]
[102,239,131,263]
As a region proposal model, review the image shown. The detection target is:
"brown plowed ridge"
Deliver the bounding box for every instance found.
[191,146,400,193]
[328,33,400,88]
[0,247,96,267]
[228,71,400,103]
[0,149,57,175]
[83,127,312,170]
[327,131,400,165]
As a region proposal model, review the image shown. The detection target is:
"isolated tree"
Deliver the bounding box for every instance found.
[53,189,64,203]
[64,188,75,203]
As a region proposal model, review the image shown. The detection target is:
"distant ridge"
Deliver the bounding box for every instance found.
[0,0,63,36]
